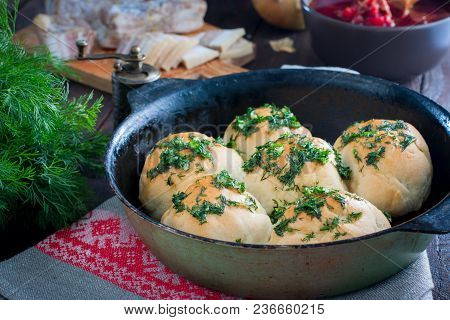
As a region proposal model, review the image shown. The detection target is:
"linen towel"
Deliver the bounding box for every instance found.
[0,197,434,300]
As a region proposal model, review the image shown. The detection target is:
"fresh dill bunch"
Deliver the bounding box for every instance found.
[0,2,107,229]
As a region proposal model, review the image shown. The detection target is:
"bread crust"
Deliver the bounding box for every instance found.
[334,119,432,216]
[139,132,245,219]
[269,188,391,245]
[224,106,311,160]
[161,175,272,244]
[244,134,347,214]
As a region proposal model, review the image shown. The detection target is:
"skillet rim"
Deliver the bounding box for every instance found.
[106,69,450,250]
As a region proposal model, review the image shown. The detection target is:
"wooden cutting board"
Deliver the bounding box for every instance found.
[14,23,247,94]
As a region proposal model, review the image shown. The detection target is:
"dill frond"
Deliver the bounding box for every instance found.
[0,2,107,229]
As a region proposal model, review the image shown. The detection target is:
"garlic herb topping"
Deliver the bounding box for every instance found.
[243,133,331,188]
[147,134,213,179]
[338,120,416,169]
[232,104,302,137]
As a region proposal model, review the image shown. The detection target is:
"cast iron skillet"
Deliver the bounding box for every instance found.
[106,69,449,298]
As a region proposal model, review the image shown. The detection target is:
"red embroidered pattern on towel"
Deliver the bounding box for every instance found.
[36,209,230,299]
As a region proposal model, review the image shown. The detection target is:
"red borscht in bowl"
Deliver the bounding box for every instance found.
[303,0,450,80]
[310,0,450,27]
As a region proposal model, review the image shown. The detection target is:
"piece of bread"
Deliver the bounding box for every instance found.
[198,28,246,52]
[153,36,178,69]
[161,172,272,244]
[181,45,219,69]
[144,34,172,66]
[160,35,199,71]
[334,119,432,216]
[219,38,254,60]
[243,133,348,214]
[139,132,245,220]
[223,104,311,160]
[269,186,391,245]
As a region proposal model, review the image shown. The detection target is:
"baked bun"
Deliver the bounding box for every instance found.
[334,119,432,217]
[161,171,272,244]
[269,186,391,245]
[139,132,245,220]
[223,104,311,160]
[243,133,348,213]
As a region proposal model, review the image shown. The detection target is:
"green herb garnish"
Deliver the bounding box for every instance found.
[270,200,289,224]
[218,194,258,213]
[147,134,212,179]
[232,104,302,137]
[353,148,362,163]
[399,132,415,150]
[213,170,245,193]
[196,186,207,203]
[188,135,213,158]
[320,216,340,232]
[226,136,237,149]
[382,210,392,222]
[377,120,407,131]
[266,104,301,130]
[331,193,347,208]
[274,216,297,236]
[344,211,362,223]
[215,136,225,145]
[172,192,188,212]
[244,196,259,212]
[0,2,107,229]
[365,146,386,169]
[341,124,377,146]
[265,142,285,160]
[279,139,331,187]
[302,232,316,242]
[333,231,348,240]
[340,120,415,162]
[195,163,205,174]
[218,195,241,207]
[273,187,348,237]
[293,186,346,220]
[295,192,327,220]
[189,200,225,224]
[244,135,330,187]
[242,147,263,172]
[232,107,266,136]
[172,172,254,223]
[166,174,174,186]
[334,149,351,180]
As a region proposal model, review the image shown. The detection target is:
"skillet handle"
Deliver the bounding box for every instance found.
[394,196,450,234]
[128,78,197,114]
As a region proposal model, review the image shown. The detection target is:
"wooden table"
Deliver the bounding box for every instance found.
[7,0,449,300]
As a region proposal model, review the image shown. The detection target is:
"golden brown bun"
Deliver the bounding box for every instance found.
[269,187,391,245]
[244,133,347,214]
[139,132,245,220]
[223,105,311,160]
[161,174,272,244]
[334,119,432,216]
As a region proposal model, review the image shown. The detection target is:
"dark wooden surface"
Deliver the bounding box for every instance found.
[6,0,449,300]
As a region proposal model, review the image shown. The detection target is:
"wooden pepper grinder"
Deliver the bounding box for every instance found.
[76,40,160,127]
